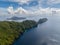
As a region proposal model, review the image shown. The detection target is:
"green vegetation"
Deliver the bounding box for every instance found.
[0,20,37,45]
[0,18,47,45]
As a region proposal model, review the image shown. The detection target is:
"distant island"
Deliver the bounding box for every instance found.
[7,16,26,20]
[38,18,48,24]
[0,18,48,45]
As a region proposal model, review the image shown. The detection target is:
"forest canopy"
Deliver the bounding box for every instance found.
[0,20,37,45]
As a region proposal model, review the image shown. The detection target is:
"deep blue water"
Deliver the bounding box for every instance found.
[1,15,60,45]
[13,15,60,45]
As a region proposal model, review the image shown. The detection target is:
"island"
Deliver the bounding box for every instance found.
[38,18,48,24]
[0,18,48,45]
[7,16,26,20]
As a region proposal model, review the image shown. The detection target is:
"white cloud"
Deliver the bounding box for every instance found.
[34,7,52,15]
[35,7,60,15]
[7,6,30,15]
[10,0,30,4]
[0,6,60,16]
[1,0,60,16]
[47,0,60,5]
[1,0,33,5]
[1,0,60,6]
[7,6,60,15]
[7,6,14,14]
[1,0,42,5]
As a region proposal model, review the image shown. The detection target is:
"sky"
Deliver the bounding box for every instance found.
[0,0,60,16]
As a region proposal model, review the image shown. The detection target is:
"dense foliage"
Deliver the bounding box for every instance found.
[0,20,37,45]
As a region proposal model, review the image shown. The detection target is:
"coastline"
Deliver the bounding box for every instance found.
[0,20,37,45]
[11,20,37,45]
[0,18,47,45]
[13,18,48,45]
[12,25,37,45]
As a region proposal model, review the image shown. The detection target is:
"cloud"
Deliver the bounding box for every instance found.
[7,6,31,15]
[0,0,60,16]
[9,0,30,5]
[34,7,52,15]
[0,0,33,5]
[1,0,60,7]
[0,6,60,16]
[0,0,42,6]
[35,7,60,15]
[7,6,60,15]
[47,0,60,5]
[7,6,14,14]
